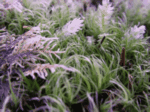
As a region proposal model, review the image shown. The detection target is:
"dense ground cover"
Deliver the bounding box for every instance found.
[1,0,150,111]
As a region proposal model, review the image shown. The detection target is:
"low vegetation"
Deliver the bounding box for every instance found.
[0,0,150,111]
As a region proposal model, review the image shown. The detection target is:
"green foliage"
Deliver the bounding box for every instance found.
[1,0,150,111]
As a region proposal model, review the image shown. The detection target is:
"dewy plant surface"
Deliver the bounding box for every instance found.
[0,0,150,112]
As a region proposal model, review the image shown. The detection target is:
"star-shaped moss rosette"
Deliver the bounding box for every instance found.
[62,18,84,36]
[96,0,114,32]
[130,25,146,39]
